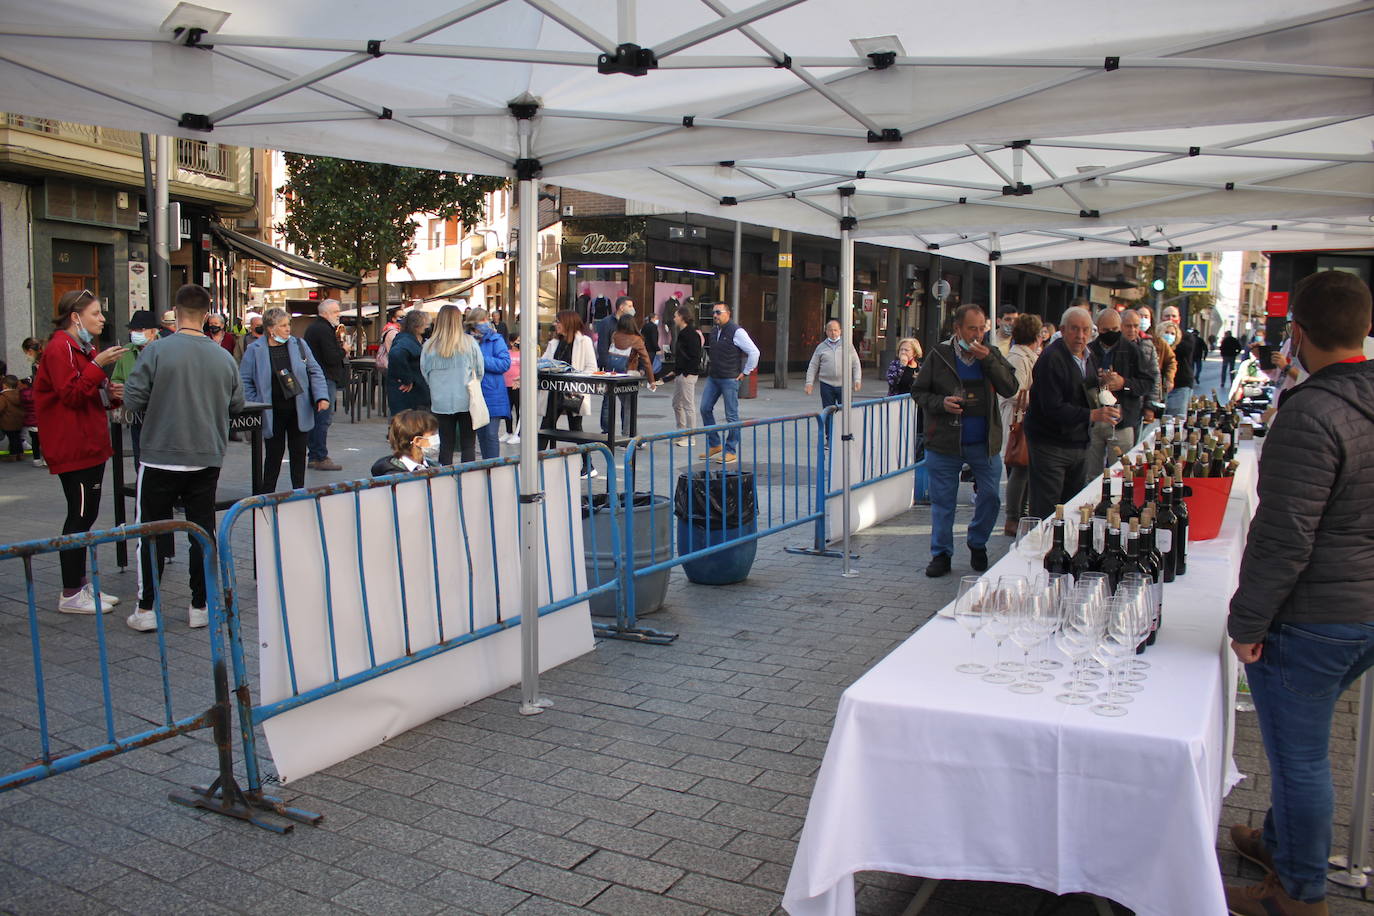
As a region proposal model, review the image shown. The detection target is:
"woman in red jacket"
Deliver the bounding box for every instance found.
[34,289,127,614]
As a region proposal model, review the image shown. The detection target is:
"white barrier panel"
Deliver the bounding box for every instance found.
[826,398,917,542]
[254,456,593,782]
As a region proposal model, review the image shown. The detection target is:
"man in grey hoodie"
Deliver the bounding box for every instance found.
[121,284,244,632]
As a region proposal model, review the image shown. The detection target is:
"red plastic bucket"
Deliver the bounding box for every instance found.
[1130,475,1234,541]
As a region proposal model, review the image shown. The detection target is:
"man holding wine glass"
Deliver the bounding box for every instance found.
[910,304,1018,577]
[1024,306,1121,519]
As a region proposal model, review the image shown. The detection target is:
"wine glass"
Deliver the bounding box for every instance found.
[953,576,990,675]
[1015,517,1046,577]
[1119,574,1153,671]
[1090,631,1135,717]
[1034,575,1072,671]
[1009,591,1052,693]
[993,576,1028,671]
[981,586,1018,685]
[1105,597,1145,693]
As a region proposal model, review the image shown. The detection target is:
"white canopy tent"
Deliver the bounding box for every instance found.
[2,0,1371,723]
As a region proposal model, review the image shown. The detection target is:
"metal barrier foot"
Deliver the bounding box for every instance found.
[593,622,678,645]
[248,789,325,827]
[169,775,318,834]
[784,545,860,561]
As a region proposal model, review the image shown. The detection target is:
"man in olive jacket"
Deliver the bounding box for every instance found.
[1224,270,1374,916]
[911,304,1018,577]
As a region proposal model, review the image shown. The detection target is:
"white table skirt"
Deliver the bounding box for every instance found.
[783,440,1257,916]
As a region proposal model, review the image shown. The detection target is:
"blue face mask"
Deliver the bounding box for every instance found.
[130,331,149,346]
[477,322,493,334]
[1162,333,1177,345]
[273,334,289,345]
[75,324,93,346]
[956,337,973,352]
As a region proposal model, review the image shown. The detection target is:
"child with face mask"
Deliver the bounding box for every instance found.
[371,409,440,476]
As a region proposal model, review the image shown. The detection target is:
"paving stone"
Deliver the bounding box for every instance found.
[610,760,703,792]
[414,835,522,880]
[574,848,686,893]
[638,811,740,849]
[486,799,584,837]
[566,818,672,858]
[332,877,447,915]
[497,859,609,907]
[415,870,530,916]
[554,792,654,828]
[667,872,783,916]
[336,843,444,887]
[491,828,596,870]
[586,883,709,916]
[651,838,763,882]
[254,852,364,900]
[622,784,719,818]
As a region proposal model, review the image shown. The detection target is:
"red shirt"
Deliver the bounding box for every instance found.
[33,332,119,475]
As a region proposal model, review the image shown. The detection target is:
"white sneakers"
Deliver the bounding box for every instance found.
[500,433,521,444]
[56,584,118,615]
[126,606,208,631]
[674,440,691,448]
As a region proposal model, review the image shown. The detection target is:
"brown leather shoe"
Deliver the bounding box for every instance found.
[311,458,343,471]
[1225,874,1328,916]
[1230,824,1276,874]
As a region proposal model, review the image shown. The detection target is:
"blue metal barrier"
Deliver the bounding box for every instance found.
[824,394,923,498]
[0,520,299,832]
[615,411,828,631]
[216,444,621,796]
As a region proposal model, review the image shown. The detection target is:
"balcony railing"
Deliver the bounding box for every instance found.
[4,114,236,181]
[4,113,140,154]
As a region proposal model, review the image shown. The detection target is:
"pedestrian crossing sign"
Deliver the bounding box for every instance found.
[1179,260,1213,291]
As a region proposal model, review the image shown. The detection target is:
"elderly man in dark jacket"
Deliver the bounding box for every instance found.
[1023,306,1121,519]
[911,304,1018,577]
[1223,271,1374,916]
[303,298,347,471]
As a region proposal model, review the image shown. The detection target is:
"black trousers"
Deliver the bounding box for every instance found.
[539,397,589,471]
[1027,439,1088,521]
[435,411,476,465]
[504,388,520,434]
[137,465,219,611]
[58,463,105,589]
[263,405,307,491]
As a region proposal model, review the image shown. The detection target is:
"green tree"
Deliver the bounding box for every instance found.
[277,154,505,337]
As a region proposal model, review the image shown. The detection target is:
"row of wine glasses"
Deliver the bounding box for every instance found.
[953,569,1153,717]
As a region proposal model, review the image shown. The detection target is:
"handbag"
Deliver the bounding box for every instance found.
[1005,409,1029,467]
[467,368,490,429]
[696,329,710,376]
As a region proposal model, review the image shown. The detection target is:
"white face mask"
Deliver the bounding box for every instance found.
[130,331,149,346]
[1140,317,1151,333]
[419,434,440,461]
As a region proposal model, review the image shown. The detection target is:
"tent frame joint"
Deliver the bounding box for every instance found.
[720,196,737,206]
[774,54,793,69]
[1010,139,1031,149]
[179,113,213,132]
[378,107,393,120]
[839,216,857,231]
[682,115,695,127]
[1104,56,1120,71]
[1079,209,1101,219]
[1168,246,1183,253]
[366,39,384,58]
[988,250,1001,262]
[1001,182,1033,196]
[867,51,896,70]
[867,128,902,143]
[597,42,657,76]
[172,27,212,48]
[514,158,542,180]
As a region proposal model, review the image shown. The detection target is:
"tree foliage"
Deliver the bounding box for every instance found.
[276,154,506,281]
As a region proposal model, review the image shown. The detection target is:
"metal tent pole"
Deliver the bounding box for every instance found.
[153,135,171,314]
[1330,673,1374,889]
[774,230,792,388]
[839,188,856,578]
[513,106,548,717]
[731,221,742,314]
[988,232,999,313]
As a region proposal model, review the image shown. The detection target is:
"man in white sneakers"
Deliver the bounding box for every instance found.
[121,284,244,631]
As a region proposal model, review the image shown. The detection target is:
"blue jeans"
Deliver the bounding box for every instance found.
[699,376,740,455]
[307,379,337,461]
[1248,622,1374,902]
[923,444,1002,557]
[819,382,842,441]
[476,419,503,459]
[1165,385,1191,417]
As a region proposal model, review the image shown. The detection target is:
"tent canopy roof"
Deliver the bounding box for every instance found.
[2,0,1371,261]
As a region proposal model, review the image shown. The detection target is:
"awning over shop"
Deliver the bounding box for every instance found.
[210,224,360,289]
[423,275,485,302]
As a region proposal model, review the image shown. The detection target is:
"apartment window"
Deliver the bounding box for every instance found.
[427,218,444,249]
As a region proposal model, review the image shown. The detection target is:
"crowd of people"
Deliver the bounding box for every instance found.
[873,297,1219,579]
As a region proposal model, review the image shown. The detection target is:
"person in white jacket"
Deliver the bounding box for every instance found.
[537,310,599,477]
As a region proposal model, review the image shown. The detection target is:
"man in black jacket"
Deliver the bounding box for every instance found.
[1084,308,1152,474]
[1223,271,1374,916]
[911,304,1018,577]
[303,298,347,471]
[1023,306,1120,519]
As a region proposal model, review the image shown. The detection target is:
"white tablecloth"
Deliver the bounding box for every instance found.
[783,440,1258,916]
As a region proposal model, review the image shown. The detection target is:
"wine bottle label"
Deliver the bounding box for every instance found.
[1066,525,1079,555]
[1092,518,1106,554]
[1157,529,1173,553]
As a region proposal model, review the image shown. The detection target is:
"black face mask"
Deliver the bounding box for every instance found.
[422,326,434,341]
[1098,330,1122,347]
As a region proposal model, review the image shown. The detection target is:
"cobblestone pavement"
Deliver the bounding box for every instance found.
[2,359,1372,915]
